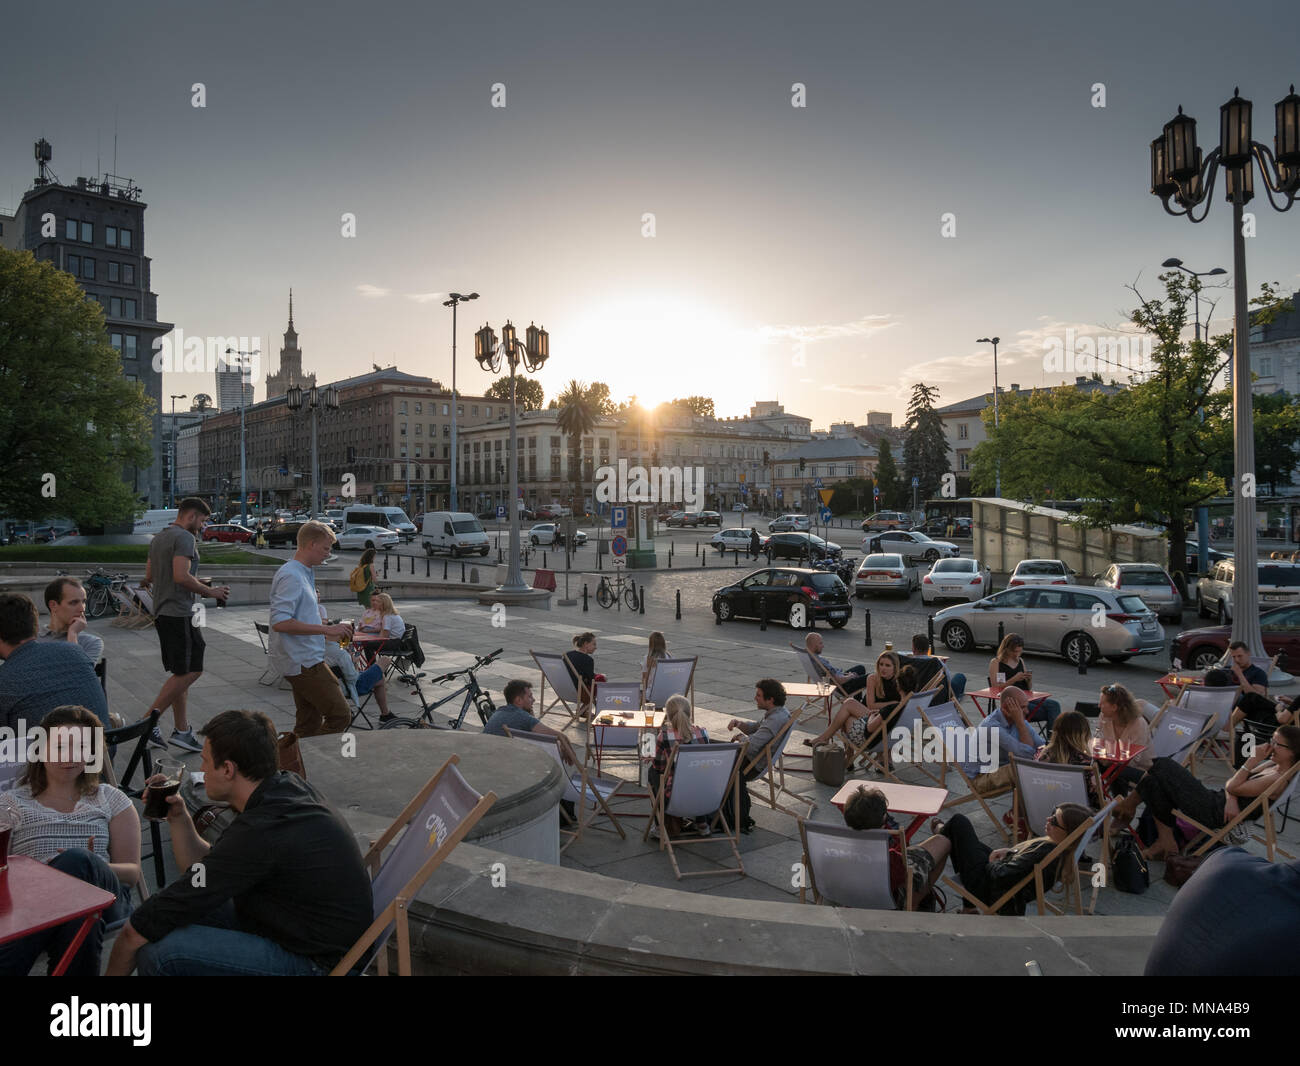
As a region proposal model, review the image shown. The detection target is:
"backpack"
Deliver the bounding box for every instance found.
[348,565,367,593]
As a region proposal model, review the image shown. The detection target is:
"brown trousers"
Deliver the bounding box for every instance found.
[286,662,351,737]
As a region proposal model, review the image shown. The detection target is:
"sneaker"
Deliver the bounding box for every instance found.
[648,823,661,840]
[694,819,712,837]
[170,728,203,753]
[1225,823,1250,846]
[148,726,167,750]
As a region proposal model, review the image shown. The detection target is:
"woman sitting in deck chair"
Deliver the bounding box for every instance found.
[647,694,710,839]
[1113,724,1300,861]
[802,653,916,753]
[1033,711,1102,809]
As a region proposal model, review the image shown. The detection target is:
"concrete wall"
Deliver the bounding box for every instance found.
[974,499,1166,575]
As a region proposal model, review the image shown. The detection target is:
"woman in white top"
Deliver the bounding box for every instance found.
[0,704,140,977]
[358,592,405,640]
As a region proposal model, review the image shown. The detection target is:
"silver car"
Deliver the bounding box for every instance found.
[853,553,916,598]
[934,584,1165,665]
[1095,563,1183,623]
[862,529,961,564]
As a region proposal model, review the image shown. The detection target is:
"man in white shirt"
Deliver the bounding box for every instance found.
[41,576,104,663]
[269,522,353,737]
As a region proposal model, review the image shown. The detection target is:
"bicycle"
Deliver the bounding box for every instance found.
[84,567,130,619]
[380,648,504,730]
[595,571,639,610]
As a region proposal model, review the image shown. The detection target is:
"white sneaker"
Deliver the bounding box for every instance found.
[170,728,203,753]
[648,824,661,840]
[1225,823,1250,847]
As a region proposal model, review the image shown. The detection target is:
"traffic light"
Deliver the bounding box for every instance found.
[798,457,806,473]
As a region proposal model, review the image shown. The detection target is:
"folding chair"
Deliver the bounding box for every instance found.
[887,690,941,784]
[103,710,166,888]
[531,650,586,725]
[789,643,857,724]
[643,741,745,880]
[1059,798,1117,915]
[941,813,1095,916]
[359,625,426,685]
[1179,761,1300,862]
[1177,685,1240,765]
[110,583,155,630]
[923,700,1013,844]
[327,655,379,731]
[330,755,496,976]
[504,727,626,852]
[1009,755,1103,845]
[1149,703,1218,771]
[743,711,813,819]
[643,656,698,709]
[798,821,910,910]
[254,622,291,689]
[586,682,646,776]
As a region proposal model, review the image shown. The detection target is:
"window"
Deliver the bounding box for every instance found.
[65,218,78,240]
[399,401,407,414]
[106,226,117,247]
[457,405,464,416]
[122,264,134,285]
[471,405,478,416]
[415,446,422,458]
[400,422,407,436]
[441,403,449,415]
[123,335,137,358]
[124,298,136,319]
[415,423,422,435]
[442,425,449,438]
[484,405,492,417]
[108,261,119,282]
[82,257,95,279]
[110,333,123,351]
[110,297,122,317]
[958,423,969,440]
[958,450,970,471]
[1259,357,1274,377]
[80,221,93,242]
[67,254,80,275]
[414,402,422,414]
[119,229,132,249]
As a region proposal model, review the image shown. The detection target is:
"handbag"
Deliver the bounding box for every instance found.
[1111,833,1149,893]
[277,731,307,778]
[348,566,367,593]
[811,743,845,787]
[1163,853,1205,888]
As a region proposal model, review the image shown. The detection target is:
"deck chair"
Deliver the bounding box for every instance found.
[887,690,941,784]
[789,643,858,724]
[941,812,1096,916]
[505,727,626,851]
[103,710,166,888]
[1178,760,1300,863]
[531,650,586,725]
[743,710,813,819]
[924,700,1012,844]
[644,741,745,880]
[361,625,426,685]
[586,681,646,775]
[1058,798,1118,915]
[254,622,292,689]
[1177,685,1239,765]
[330,755,496,976]
[1009,755,1102,844]
[1216,650,1284,683]
[110,583,155,629]
[644,656,698,709]
[798,822,910,910]
[1149,702,1218,770]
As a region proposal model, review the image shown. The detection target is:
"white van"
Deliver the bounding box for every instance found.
[422,512,490,557]
[341,505,417,540]
[133,509,178,535]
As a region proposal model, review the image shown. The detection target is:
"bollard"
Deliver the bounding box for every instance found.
[583,584,589,612]
[425,556,430,578]
[675,589,681,620]
[997,621,1005,647]
[701,551,706,568]
[864,608,872,647]
[383,554,389,579]
[443,559,448,580]
[461,562,466,582]
[639,586,646,614]
[1078,646,1088,675]
[497,546,503,563]
[668,547,672,569]
[695,542,699,556]
[598,551,602,571]
[543,551,548,570]
[927,615,935,655]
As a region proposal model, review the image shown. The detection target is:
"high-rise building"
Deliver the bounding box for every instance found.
[264,290,315,400]
[215,354,254,411]
[1,140,173,505]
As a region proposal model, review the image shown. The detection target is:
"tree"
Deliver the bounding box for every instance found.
[873,439,903,510]
[484,376,544,411]
[555,379,598,513]
[0,248,154,527]
[670,396,715,418]
[829,477,873,516]
[902,382,950,503]
[1211,391,1300,496]
[586,382,616,415]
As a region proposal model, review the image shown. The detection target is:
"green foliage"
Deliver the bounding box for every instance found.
[1211,390,1300,496]
[0,248,155,527]
[586,382,616,415]
[873,439,903,510]
[903,383,950,501]
[556,379,600,510]
[829,477,873,515]
[670,395,715,418]
[484,376,544,411]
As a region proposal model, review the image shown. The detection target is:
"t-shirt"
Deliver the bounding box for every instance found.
[0,640,110,730]
[269,560,324,676]
[1100,715,1153,771]
[483,704,540,737]
[6,783,133,863]
[1145,848,1300,976]
[39,626,103,664]
[564,650,596,686]
[1233,664,1269,711]
[149,523,199,617]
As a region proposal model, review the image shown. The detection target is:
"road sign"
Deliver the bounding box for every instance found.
[911,476,919,488]
[813,477,824,488]
[739,473,746,483]
[612,554,626,568]
[740,485,748,496]
[611,506,627,530]
[819,506,833,523]
[611,535,628,556]
[873,486,880,498]
[776,488,784,500]
[818,488,834,506]
[496,505,506,519]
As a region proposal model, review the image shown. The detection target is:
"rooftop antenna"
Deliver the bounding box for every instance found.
[113,108,118,178]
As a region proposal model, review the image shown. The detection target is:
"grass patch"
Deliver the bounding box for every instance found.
[0,545,280,566]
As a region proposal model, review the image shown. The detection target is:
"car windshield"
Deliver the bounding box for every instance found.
[807,535,826,546]
[1117,594,1152,613]
[1018,561,1065,575]
[910,531,933,542]
[1121,569,1170,586]
[863,555,903,568]
[933,559,974,573]
[1259,566,1300,587]
[452,521,479,533]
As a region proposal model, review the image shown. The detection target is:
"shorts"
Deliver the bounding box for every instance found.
[155,614,205,674]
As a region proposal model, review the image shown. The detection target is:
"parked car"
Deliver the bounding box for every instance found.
[1171,602,1300,672]
[1195,559,1300,622]
[861,511,911,532]
[767,532,842,561]
[853,554,917,598]
[665,511,693,527]
[916,515,972,538]
[935,585,1164,666]
[201,522,255,544]
[697,511,723,527]
[528,522,587,547]
[769,514,811,533]
[861,529,960,564]
[921,557,991,604]
[731,502,748,511]
[712,566,853,629]
[336,525,399,551]
[533,507,557,520]
[423,512,490,557]
[263,521,306,547]
[711,528,769,553]
[1007,559,1077,587]
[1094,563,1183,623]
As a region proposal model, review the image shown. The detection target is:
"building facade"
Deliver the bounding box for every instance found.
[770,438,878,512]
[1250,289,1300,397]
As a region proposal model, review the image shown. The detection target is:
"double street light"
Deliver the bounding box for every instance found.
[976,336,1001,498]
[444,292,479,512]
[285,384,340,518]
[474,320,550,594]
[1150,84,1300,657]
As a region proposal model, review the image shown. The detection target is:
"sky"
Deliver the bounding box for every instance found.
[3,0,1298,425]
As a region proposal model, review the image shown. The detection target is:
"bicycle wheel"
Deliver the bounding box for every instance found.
[623,585,640,610]
[596,582,615,609]
[86,586,111,619]
[379,715,422,729]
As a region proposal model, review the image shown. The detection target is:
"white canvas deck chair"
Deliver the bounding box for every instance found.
[1009,755,1102,844]
[923,700,1013,844]
[531,650,586,724]
[644,741,745,880]
[744,710,813,819]
[798,821,909,911]
[254,621,292,689]
[644,656,697,709]
[110,583,155,629]
[586,681,645,776]
[789,643,854,724]
[888,690,941,784]
[1149,702,1218,770]
[1060,798,1118,915]
[331,755,496,976]
[1180,760,1300,862]
[505,727,626,851]
[1177,685,1240,765]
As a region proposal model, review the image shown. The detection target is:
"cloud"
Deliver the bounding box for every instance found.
[406,291,445,304]
[819,382,894,396]
[757,314,897,345]
[356,283,391,298]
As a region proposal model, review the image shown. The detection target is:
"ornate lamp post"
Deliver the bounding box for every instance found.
[474,320,549,593]
[286,384,341,518]
[444,292,479,512]
[1150,84,1300,657]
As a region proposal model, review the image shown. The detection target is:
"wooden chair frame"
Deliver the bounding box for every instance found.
[531,650,587,725]
[941,816,1094,917]
[798,822,911,911]
[742,710,814,820]
[505,726,627,851]
[1149,702,1218,773]
[644,656,698,710]
[1008,755,1104,845]
[643,741,745,880]
[920,702,1013,844]
[1177,760,1300,862]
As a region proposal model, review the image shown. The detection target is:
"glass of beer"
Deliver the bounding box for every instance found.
[144,763,183,821]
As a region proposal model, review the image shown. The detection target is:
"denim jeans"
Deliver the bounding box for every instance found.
[1027,697,1062,733]
[0,848,128,977]
[950,673,967,700]
[137,902,328,976]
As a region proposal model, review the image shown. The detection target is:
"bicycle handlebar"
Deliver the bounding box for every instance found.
[432,648,505,685]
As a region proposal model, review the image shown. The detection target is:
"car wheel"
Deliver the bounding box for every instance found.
[924,549,940,563]
[828,617,849,629]
[480,547,489,556]
[714,599,733,622]
[1189,647,1222,671]
[1218,599,1231,623]
[1063,632,1100,667]
[424,543,434,557]
[941,620,973,653]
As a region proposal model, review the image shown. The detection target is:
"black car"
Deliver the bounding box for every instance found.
[713,567,853,628]
[917,516,972,538]
[766,532,842,561]
[263,521,306,547]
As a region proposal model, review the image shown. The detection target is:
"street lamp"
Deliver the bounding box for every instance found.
[444,292,479,512]
[225,347,259,527]
[168,393,187,507]
[474,319,549,594]
[1150,84,1300,658]
[285,384,340,518]
[976,337,1001,498]
[1161,257,1228,575]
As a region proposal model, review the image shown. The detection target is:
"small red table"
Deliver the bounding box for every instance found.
[968,686,1054,720]
[830,781,948,842]
[1155,672,1205,702]
[0,856,116,976]
[1090,740,1147,794]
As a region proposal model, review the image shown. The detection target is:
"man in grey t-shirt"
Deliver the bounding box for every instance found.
[41,576,104,664]
[142,497,228,752]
